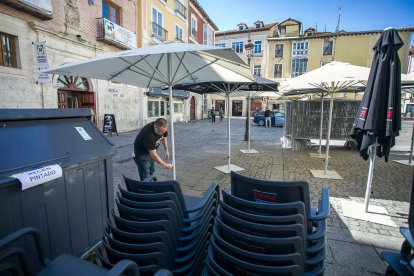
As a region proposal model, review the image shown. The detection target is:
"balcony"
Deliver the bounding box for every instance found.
[175,36,185,43]
[96,18,137,49]
[151,22,168,41]
[175,0,187,19]
[3,0,52,20]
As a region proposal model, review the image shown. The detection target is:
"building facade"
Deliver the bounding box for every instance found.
[215,18,414,115]
[0,0,217,132]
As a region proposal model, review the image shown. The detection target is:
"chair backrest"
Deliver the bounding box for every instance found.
[116,201,181,235]
[212,231,303,269]
[117,195,186,222]
[218,208,306,245]
[222,190,307,219]
[123,176,187,209]
[209,239,301,276]
[206,247,233,276]
[103,239,170,269]
[214,218,304,255]
[230,171,311,218]
[220,199,305,226]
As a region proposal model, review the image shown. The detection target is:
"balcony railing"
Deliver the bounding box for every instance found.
[175,36,185,43]
[151,22,168,41]
[97,18,137,49]
[175,0,186,18]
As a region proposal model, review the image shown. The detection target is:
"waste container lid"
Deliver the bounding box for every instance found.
[0,109,114,177]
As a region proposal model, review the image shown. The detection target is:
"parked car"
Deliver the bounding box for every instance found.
[253,110,284,127]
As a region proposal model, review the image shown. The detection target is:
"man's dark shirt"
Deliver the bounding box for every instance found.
[264,110,271,117]
[134,122,168,155]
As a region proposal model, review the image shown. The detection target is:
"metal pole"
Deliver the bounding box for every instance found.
[318,91,325,155]
[227,88,231,171]
[167,54,176,180]
[324,92,334,175]
[364,141,377,212]
[247,93,252,151]
[409,122,414,164]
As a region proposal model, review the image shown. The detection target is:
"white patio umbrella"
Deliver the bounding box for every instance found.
[41,43,254,179]
[280,61,370,179]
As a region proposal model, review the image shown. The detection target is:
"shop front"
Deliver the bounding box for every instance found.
[147,88,190,122]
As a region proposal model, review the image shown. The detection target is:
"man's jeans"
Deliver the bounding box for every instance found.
[265,117,271,127]
[134,154,155,180]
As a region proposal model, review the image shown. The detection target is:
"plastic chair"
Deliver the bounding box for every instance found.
[230,171,330,223]
[123,176,219,215]
[0,227,140,276]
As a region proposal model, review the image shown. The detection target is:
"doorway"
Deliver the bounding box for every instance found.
[190,96,196,120]
[232,100,243,116]
[57,75,96,123]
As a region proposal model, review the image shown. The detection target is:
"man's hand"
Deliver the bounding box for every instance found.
[164,151,169,160]
[164,163,173,169]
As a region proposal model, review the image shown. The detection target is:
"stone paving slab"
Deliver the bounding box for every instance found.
[108,118,414,275]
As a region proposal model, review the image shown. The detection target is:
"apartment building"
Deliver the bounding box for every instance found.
[214,20,277,116]
[0,0,140,131]
[0,0,218,131]
[215,18,414,114]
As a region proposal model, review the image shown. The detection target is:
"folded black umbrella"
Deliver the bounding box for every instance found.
[350,28,403,162]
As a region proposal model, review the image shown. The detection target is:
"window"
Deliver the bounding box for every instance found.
[152,8,164,38]
[148,100,160,117]
[239,25,244,31]
[0,32,18,68]
[273,64,282,78]
[306,32,313,37]
[253,65,261,76]
[292,41,308,55]
[203,24,207,45]
[275,44,283,58]
[231,41,244,53]
[174,102,183,113]
[291,57,308,78]
[207,27,213,45]
[279,26,286,35]
[175,25,183,42]
[253,41,262,55]
[102,0,120,25]
[255,23,261,29]
[191,16,197,39]
[323,39,333,55]
[215,43,226,47]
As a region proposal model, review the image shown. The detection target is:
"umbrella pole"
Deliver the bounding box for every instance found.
[409,122,414,164]
[227,89,231,171]
[364,141,377,212]
[167,54,176,180]
[324,92,334,175]
[319,91,325,155]
[247,92,252,151]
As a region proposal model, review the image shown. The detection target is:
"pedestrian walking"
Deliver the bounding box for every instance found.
[211,107,216,122]
[264,108,271,127]
[219,108,224,122]
[133,118,173,180]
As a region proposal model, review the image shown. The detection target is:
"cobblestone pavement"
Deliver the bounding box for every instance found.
[109,118,414,276]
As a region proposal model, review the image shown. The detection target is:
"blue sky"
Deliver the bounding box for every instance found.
[197,0,414,44]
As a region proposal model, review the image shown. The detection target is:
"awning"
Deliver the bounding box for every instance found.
[148,88,190,99]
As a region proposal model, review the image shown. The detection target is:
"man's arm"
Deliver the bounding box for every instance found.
[149,149,173,169]
[162,137,169,160]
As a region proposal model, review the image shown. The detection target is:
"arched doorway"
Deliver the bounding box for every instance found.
[57,75,96,123]
[190,96,196,120]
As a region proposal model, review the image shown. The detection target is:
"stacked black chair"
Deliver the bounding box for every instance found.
[0,227,141,276]
[204,171,329,276]
[100,175,219,275]
[381,175,414,275]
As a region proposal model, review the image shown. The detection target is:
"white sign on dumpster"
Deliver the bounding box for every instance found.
[11,164,63,190]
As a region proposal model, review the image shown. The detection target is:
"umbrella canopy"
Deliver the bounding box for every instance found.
[350,28,403,161]
[279,61,369,94]
[42,42,254,180]
[350,28,403,212]
[173,76,278,172]
[41,43,253,86]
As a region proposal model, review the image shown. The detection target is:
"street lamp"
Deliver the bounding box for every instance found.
[244,35,254,141]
